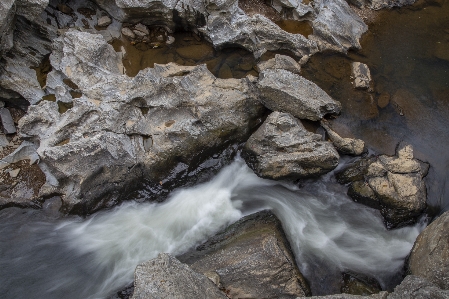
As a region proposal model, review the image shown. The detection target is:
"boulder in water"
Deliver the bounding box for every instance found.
[178,210,311,298]
[242,112,339,180]
[320,119,366,156]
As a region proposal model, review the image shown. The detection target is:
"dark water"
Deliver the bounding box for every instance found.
[302,0,449,213]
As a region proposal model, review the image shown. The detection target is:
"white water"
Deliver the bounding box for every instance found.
[0,158,426,298]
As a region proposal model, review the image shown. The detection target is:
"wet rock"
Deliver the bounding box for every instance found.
[351,62,372,90]
[257,54,301,74]
[175,44,214,61]
[17,31,265,215]
[388,275,449,299]
[369,0,418,10]
[133,23,149,35]
[408,211,449,289]
[0,108,16,134]
[257,69,342,121]
[337,143,428,229]
[218,63,233,79]
[320,119,366,156]
[377,93,390,108]
[97,16,112,27]
[8,168,20,178]
[341,272,382,296]
[131,253,227,299]
[296,291,388,298]
[0,0,15,55]
[178,210,310,298]
[242,112,339,180]
[121,27,136,39]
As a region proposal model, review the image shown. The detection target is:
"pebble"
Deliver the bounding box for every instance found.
[133,30,147,38]
[134,23,149,35]
[0,108,16,134]
[9,169,20,178]
[97,16,112,27]
[121,28,135,39]
[166,36,175,45]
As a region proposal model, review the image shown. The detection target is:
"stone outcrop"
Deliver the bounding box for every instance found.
[320,120,366,156]
[242,112,339,180]
[388,275,449,299]
[337,143,429,229]
[14,30,265,214]
[178,210,310,298]
[131,253,227,299]
[408,211,449,290]
[257,69,342,121]
[351,62,372,90]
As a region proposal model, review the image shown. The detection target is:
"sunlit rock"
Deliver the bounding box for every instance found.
[351,62,372,90]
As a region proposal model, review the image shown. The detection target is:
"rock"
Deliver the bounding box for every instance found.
[218,63,233,79]
[242,112,339,180]
[388,275,449,299]
[320,120,366,156]
[17,31,265,215]
[175,44,214,61]
[0,108,16,134]
[121,27,135,39]
[337,143,428,229]
[408,211,449,289]
[131,253,227,299]
[341,272,382,296]
[166,36,175,44]
[9,168,20,178]
[0,134,8,147]
[257,54,301,74]
[134,23,149,35]
[57,4,73,14]
[0,0,15,55]
[0,141,39,169]
[296,292,388,298]
[178,210,310,298]
[97,16,112,27]
[377,93,390,108]
[351,62,372,90]
[257,69,342,121]
[369,0,418,10]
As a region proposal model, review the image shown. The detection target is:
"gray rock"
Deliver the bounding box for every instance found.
[408,211,449,290]
[134,23,149,35]
[320,119,366,156]
[296,292,388,299]
[9,168,20,178]
[17,31,265,214]
[242,112,339,180]
[257,69,342,121]
[179,210,310,298]
[0,141,39,169]
[0,0,15,55]
[388,275,449,299]
[0,134,8,147]
[257,54,301,74]
[0,108,16,134]
[370,0,417,10]
[121,27,135,39]
[131,253,227,299]
[351,62,372,90]
[337,143,428,229]
[97,16,112,27]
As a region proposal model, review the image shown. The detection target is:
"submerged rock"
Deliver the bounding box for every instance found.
[131,253,227,299]
[178,210,310,298]
[257,69,342,121]
[320,119,366,156]
[408,210,449,290]
[17,31,265,214]
[242,112,339,180]
[351,62,372,90]
[337,143,428,229]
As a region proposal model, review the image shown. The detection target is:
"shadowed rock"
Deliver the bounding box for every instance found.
[242,112,339,180]
[178,210,310,298]
[320,119,366,156]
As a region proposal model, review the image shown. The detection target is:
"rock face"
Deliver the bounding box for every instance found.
[242,112,339,180]
[17,31,265,214]
[131,253,227,299]
[178,210,310,298]
[351,62,372,90]
[337,143,428,229]
[320,120,366,156]
[257,69,342,121]
[408,211,449,289]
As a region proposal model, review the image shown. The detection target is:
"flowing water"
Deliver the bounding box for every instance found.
[0,158,425,298]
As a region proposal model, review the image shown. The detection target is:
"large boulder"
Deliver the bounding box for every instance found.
[337,143,429,229]
[257,69,342,121]
[242,111,339,180]
[178,210,310,298]
[408,211,449,289]
[15,31,265,214]
[131,253,227,299]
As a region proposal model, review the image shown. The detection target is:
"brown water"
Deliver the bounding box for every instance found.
[276,20,314,37]
[302,1,449,213]
[110,31,258,78]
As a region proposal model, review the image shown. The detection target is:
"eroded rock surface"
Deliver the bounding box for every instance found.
[131,253,227,299]
[242,112,339,180]
[17,30,265,214]
[408,211,449,290]
[178,210,310,298]
[257,69,342,121]
[337,143,428,228]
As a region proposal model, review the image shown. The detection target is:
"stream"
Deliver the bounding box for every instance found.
[1,0,448,298]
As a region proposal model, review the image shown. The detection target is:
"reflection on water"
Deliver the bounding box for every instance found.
[0,159,424,298]
[110,31,258,78]
[302,1,449,212]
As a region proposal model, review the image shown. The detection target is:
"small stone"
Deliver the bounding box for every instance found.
[57,4,73,14]
[377,92,390,108]
[121,27,135,39]
[156,35,164,41]
[133,30,147,38]
[134,23,149,35]
[9,169,20,178]
[0,108,16,134]
[166,36,175,44]
[97,16,112,27]
[351,62,372,89]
